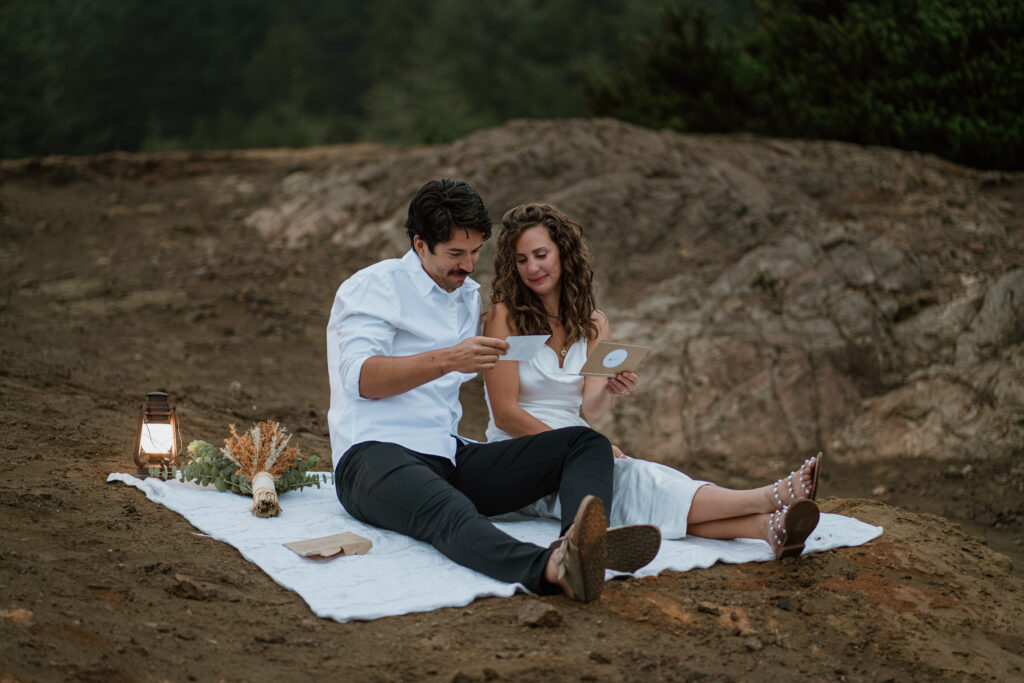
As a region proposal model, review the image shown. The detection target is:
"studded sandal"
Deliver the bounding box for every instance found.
[771,452,822,508]
[769,499,820,560]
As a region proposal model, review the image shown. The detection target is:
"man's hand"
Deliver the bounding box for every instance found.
[358,336,509,399]
[445,336,510,373]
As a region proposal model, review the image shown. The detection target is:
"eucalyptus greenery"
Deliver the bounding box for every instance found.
[151,439,330,493]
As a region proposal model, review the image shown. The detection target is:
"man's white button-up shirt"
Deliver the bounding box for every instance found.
[326,249,481,467]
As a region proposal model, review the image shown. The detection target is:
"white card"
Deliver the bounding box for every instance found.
[501,335,551,362]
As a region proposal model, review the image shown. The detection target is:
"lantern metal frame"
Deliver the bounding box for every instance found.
[132,390,182,477]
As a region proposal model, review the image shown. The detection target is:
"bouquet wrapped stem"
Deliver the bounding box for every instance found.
[250,471,280,517]
[222,420,302,517]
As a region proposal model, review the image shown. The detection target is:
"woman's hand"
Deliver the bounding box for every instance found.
[611,444,627,459]
[603,371,639,397]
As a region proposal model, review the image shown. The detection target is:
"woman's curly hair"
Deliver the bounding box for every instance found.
[490,203,598,345]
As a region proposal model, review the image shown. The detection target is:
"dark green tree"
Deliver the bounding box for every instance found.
[0,1,63,158]
[751,0,1024,169]
[586,3,762,132]
[0,0,664,157]
[587,0,1024,170]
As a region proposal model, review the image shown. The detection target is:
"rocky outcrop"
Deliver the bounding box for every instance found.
[243,119,1024,474]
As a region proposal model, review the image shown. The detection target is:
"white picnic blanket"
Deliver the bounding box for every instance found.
[107,472,882,622]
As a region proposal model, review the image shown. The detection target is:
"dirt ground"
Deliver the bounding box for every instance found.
[1,148,1022,682]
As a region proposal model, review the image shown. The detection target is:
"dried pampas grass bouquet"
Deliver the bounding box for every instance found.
[221,420,303,517]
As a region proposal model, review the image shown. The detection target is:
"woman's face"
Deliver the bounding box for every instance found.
[514,225,561,298]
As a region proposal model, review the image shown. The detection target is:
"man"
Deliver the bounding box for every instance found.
[326,179,658,601]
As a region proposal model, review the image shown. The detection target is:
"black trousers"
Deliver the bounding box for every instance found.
[335,426,613,594]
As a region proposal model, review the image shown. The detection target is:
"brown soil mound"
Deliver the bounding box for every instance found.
[1,120,1021,681]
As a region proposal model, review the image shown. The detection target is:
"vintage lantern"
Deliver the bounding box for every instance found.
[133,390,181,477]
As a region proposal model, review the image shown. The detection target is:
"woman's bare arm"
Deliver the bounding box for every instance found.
[581,310,639,421]
[482,302,554,437]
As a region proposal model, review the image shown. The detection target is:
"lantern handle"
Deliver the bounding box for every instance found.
[172,404,183,470]
[133,402,147,477]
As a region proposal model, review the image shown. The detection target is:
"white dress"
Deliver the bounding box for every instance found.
[485,338,707,539]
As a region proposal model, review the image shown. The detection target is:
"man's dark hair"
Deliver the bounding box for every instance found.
[405,179,492,251]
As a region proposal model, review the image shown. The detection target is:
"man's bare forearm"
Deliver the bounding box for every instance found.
[358,336,509,399]
[358,351,452,399]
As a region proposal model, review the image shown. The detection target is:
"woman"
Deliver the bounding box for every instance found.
[483,203,821,560]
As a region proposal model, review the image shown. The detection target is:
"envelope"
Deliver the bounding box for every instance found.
[284,531,373,559]
[578,341,652,376]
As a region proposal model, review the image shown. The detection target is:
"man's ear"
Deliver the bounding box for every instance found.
[412,235,428,257]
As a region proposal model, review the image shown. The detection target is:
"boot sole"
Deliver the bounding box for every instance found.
[606,524,661,572]
[567,495,608,602]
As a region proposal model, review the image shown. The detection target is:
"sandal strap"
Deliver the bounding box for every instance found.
[800,454,819,499]
[772,472,798,507]
[770,507,788,548]
[556,534,584,597]
[797,457,812,497]
[772,454,820,507]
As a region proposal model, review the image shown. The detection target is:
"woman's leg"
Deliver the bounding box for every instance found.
[687,512,770,542]
[686,456,819,525]
[689,503,821,559]
[686,485,772,525]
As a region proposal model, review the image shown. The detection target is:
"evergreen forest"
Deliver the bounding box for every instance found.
[2,0,1020,170]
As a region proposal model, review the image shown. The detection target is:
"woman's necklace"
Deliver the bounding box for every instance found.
[546,312,569,357]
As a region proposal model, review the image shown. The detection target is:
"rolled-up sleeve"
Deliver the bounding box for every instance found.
[337,312,395,398]
[329,275,400,399]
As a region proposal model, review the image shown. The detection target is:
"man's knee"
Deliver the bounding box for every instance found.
[581,426,611,450]
[559,426,612,457]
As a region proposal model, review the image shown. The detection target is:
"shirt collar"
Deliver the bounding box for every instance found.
[401,248,479,299]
